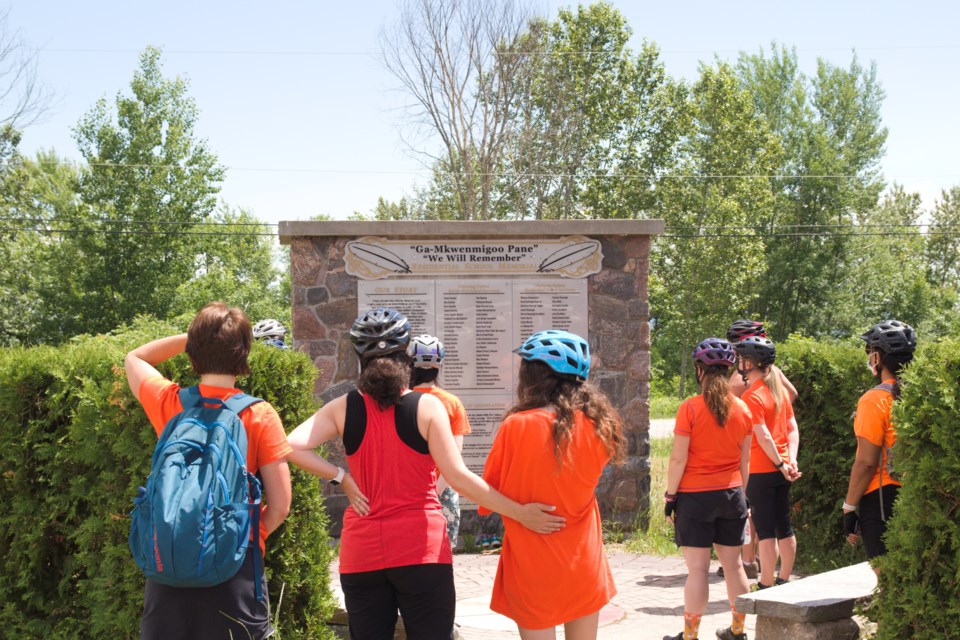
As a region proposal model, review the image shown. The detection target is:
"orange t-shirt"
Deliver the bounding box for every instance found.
[742,379,795,474]
[854,379,901,494]
[137,376,292,555]
[674,395,753,492]
[413,385,471,436]
[480,409,615,629]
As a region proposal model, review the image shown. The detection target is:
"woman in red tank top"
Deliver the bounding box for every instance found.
[286,308,566,640]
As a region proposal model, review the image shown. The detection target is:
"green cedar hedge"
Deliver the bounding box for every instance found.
[0,318,336,639]
[873,338,960,639]
[776,337,875,572]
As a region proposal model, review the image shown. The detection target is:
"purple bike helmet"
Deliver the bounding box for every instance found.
[692,338,736,368]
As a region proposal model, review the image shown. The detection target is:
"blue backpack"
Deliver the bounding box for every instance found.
[129,386,265,600]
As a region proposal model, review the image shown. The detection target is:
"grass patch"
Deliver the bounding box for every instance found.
[650,394,682,420]
[624,436,679,556]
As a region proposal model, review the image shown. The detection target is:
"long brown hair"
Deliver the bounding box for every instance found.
[697,363,732,426]
[507,360,625,466]
[357,351,412,408]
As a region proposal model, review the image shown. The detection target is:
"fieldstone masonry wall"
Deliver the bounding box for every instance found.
[280,220,662,537]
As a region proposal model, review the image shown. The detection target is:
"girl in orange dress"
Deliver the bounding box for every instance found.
[481,330,625,640]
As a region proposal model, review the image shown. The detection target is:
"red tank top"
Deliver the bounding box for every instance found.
[338,390,452,573]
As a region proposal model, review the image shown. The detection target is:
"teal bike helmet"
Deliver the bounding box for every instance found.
[514,330,590,381]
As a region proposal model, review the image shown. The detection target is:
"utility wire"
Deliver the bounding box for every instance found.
[26,160,960,180]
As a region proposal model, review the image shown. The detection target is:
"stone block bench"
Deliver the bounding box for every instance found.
[735,562,877,640]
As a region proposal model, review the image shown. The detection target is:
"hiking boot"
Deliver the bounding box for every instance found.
[716,627,747,640]
[742,561,759,579]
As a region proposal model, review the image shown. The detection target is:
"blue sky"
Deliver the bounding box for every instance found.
[8,1,960,225]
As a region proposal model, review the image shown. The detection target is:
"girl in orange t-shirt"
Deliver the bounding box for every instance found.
[664,338,753,640]
[734,336,801,592]
[843,320,916,564]
[481,330,625,639]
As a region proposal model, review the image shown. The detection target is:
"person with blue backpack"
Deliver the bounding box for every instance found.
[124,301,293,640]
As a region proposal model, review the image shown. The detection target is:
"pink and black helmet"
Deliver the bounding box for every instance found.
[692,337,736,368]
[726,319,765,343]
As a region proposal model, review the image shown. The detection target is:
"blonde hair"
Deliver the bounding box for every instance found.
[763,366,787,415]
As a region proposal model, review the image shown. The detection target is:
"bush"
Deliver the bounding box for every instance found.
[776,336,875,572]
[873,338,960,639]
[0,318,336,639]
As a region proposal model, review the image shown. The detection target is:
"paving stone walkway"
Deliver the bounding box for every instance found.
[330,550,760,639]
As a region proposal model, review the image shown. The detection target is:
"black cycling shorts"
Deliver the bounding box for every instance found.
[860,484,899,559]
[340,563,456,640]
[746,471,794,541]
[674,488,749,548]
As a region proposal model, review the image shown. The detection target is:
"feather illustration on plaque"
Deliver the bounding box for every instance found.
[537,237,602,277]
[345,239,412,279]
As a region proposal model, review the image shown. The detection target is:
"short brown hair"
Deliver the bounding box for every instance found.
[185,302,252,376]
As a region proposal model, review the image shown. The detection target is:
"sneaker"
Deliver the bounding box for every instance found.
[716,627,747,640]
[749,581,771,592]
[478,535,491,551]
[663,633,685,640]
[743,561,759,579]
[489,534,502,550]
[774,576,788,585]
[717,565,725,577]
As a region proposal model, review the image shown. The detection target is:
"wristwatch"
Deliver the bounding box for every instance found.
[329,466,345,485]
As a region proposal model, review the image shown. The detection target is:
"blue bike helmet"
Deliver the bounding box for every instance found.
[513,330,590,381]
[263,338,289,350]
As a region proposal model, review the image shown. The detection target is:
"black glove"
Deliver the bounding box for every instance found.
[843,510,859,536]
[664,495,677,520]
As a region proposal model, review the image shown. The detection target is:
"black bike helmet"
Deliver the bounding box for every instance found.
[860,320,917,356]
[350,307,411,360]
[733,335,776,367]
[726,319,765,343]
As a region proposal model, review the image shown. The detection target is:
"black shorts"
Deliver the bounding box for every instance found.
[860,484,899,559]
[746,471,794,541]
[340,563,455,640]
[674,488,749,548]
[141,550,272,640]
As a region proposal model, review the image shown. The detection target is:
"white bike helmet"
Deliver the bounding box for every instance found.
[252,318,287,340]
[407,334,444,369]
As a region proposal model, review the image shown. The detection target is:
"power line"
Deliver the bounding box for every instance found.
[27,160,960,180]
[34,44,960,57]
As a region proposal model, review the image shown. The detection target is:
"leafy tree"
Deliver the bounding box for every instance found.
[926,185,960,290]
[0,149,85,344]
[651,62,780,394]
[70,46,225,335]
[736,46,888,339]
[503,2,688,220]
[836,185,932,332]
[169,205,290,325]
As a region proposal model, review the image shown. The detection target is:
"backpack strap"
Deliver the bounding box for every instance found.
[223,392,263,415]
[873,382,900,400]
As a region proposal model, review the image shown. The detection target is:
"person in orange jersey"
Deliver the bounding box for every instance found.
[481,330,625,640]
[664,338,754,640]
[843,320,916,569]
[734,336,801,592]
[722,320,798,581]
[407,334,472,549]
